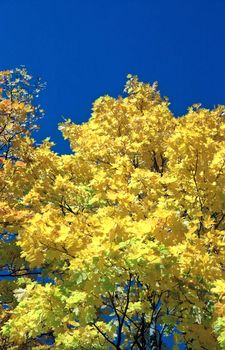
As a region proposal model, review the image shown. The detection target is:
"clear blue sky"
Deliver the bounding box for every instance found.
[0,0,224,153]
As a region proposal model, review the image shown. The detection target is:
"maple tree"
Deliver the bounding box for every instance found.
[1,70,225,349]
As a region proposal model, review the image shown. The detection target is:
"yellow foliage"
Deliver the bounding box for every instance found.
[2,73,225,348]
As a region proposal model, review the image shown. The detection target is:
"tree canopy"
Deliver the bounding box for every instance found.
[1,69,225,349]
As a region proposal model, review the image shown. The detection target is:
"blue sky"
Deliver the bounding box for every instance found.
[0,0,224,153]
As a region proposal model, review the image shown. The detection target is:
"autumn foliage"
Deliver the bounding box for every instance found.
[1,70,225,349]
